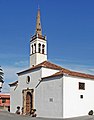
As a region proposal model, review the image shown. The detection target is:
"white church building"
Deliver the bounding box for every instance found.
[9,9,94,118]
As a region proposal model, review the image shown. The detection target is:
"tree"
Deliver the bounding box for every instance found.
[0,66,4,91]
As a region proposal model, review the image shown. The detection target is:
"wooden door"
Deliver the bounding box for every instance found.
[26,92,32,114]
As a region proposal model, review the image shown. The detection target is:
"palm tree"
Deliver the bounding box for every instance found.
[0,66,4,91]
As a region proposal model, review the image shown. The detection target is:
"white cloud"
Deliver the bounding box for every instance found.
[3,65,27,83]
[0,53,21,60]
[61,64,94,75]
[50,58,94,75]
[15,60,29,67]
[2,60,29,81]
[1,65,28,93]
[89,69,94,72]
[2,83,10,93]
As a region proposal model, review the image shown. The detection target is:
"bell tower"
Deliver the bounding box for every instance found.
[30,8,47,67]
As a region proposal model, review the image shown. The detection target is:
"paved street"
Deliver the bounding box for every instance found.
[0,111,34,120]
[0,111,94,120]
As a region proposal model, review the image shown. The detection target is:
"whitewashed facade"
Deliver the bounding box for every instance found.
[9,9,94,118]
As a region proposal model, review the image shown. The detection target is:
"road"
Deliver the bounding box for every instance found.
[0,111,94,120]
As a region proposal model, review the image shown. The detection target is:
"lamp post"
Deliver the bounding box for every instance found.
[0,67,4,92]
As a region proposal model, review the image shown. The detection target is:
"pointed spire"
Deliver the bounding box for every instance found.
[35,8,42,35]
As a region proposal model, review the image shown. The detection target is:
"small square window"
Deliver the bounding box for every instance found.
[49,98,53,102]
[2,99,6,103]
[79,82,85,90]
[80,95,83,99]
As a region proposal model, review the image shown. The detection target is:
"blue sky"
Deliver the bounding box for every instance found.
[0,0,94,92]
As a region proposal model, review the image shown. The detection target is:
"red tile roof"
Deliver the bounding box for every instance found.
[17,61,63,75]
[0,94,10,99]
[17,61,94,80]
[63,70,94,79]
[42,69,94,80]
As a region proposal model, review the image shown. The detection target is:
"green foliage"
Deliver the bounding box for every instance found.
[0,67,4,83]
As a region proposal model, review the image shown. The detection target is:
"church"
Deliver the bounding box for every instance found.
[9,9,94,118]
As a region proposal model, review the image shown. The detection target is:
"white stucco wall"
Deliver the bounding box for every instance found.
[10,67,58,113]
[63,75,94,118]
[35,75,63,118]
[10,86,23,113]
[10,63,94,118]
[41,67,59,78]
[30,38,47,67]
[30,53,47,67]
[10,68,41,113]
[30,38,47,55]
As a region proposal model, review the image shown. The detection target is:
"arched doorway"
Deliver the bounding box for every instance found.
[26,92,32,114]
[22,89,34,115]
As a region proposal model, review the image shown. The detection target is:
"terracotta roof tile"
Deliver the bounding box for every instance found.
[0,94,10,98]
[66,70,94,79]
[17,61,63,75]
[17,60,94,80]
[43,69,94,80]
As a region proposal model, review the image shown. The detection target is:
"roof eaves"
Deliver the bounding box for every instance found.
[17,61,62,75]
[42,72,63,80]
[17,66,42,75]
[9,81,18,87]
[62,70,94,80]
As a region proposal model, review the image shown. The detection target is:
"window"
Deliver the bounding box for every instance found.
[42,44,45,54]
[26,76,30,84]
[2,99,6,103]
[32,45,33,54]
[80,95,83,99]
[38,43,41,53]
[79,82,85,90]
[49,98,53,102]
[34,44,36,53]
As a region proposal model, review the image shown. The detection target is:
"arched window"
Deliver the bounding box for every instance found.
[38,43,41,53]
[34,44,36,53]
[32,45,33,54]
[42,44,45,54]
[26,76,30,84]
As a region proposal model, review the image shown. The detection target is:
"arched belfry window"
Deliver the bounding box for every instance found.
[32,45,33,54]
[34,44,36,53]
[38,43,41,53]
[42,44,45,54]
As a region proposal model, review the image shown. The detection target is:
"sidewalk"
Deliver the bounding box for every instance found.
[0,111,94,120]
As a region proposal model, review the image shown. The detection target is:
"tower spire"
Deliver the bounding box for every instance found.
[35,8,42,35]
[30,8,47,67]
